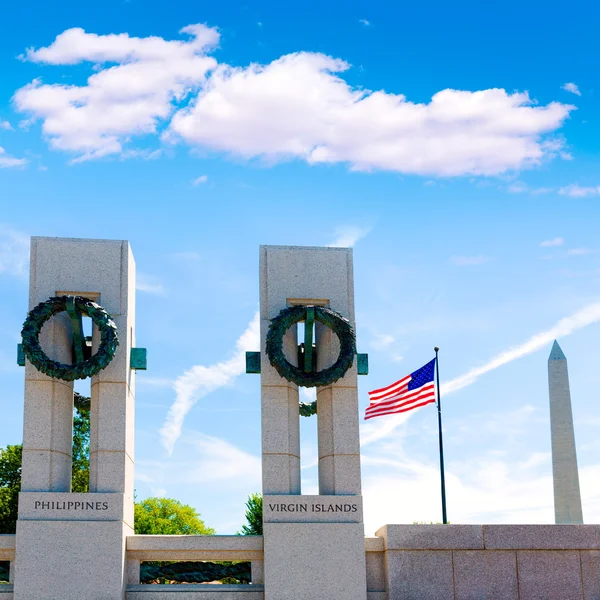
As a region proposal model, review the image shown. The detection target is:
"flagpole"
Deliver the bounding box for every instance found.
[434,347,448,524]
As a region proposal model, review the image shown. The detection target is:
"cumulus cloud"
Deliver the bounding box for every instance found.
[0,121,13,131]
[359,19,371,26]
[14,24,576,175]
[160,312,260,453]
[14,25,219,162]
[168,52,575,176]
[0,147,28,168]
[327,224,371,247]
[561,82,581,96]
[449,255,491,266]
[559,184,600,198]
[0,226,29,277]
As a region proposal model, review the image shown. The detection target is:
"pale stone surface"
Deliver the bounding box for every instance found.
[127,559,141,585]
[19,450,72,493]
[15,237,136,600]
[483,524,600,549]
[548,341,584,524]
[377,524,484,550]
[453,550,518,600]
[261,454,301,495]
[581,550,600,600]
[318,454,362,495]
[251,560,264,585]
[385,550,454,600]
[517,550,582,600]
[14,520,131,600]
[263,523,366,600]
[259,245,354,320]
[127,586,264,599]
[261,386,301,456]
[365,550,385,593]
[127,534,263,562]
[263,495,362,523]
[18,492,130,525]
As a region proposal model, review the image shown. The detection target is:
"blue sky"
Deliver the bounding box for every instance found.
[1,0,599,534]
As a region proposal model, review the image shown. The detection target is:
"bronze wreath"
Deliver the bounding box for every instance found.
[21,295,118,381]
[266,305,356,394]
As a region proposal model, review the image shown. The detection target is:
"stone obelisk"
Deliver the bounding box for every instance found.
[548,340,583,524]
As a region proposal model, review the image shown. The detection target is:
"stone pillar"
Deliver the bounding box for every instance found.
[260,245,367,600]
[260,247,301,495]
[15,237,136,600]
[548,340,583,524]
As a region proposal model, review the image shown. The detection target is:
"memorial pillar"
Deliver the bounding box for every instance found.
[14,237,136,600]
[260,245,367,600]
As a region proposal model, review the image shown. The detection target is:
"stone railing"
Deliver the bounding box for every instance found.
[365,537,386,600]
[375,524,600,600]
[0,535,15,596]
[126,534,264,599]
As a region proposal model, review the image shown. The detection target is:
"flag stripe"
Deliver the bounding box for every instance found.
[364,398,436,420]
[368,374,412,399]
[369,383,434,408]
[365,358,437,421]
[365,387,436,418]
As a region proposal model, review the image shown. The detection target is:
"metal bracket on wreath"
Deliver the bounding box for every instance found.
[65,295,92,364]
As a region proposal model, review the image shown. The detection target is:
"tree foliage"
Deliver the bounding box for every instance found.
[134,497,215,535]
[0,394,90,532]
[0,445,21,534]
[239,493,262,535]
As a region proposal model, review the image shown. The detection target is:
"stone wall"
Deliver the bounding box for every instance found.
[375,524,600,600]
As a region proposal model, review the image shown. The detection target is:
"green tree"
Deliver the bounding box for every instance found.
[71,393,90,493]
[0,445,22,534]
[134,497,215,535]
[239,493,262,535]
[0,393,90,532]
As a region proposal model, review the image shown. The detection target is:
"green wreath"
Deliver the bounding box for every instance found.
[266,305,356,398]
[21,295,118,381]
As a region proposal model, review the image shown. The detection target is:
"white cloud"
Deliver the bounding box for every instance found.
[0,121,13,131]
[168,53,575,176]
[192,174,208,185]
[507,181,554,195]
[507,181,529,194]
[0,226,29,277]
[327,224,371,247]
[136,272,164,294]
[567,248,593,256]
[14,25,219,162]
[540,237,564,247]
[160,312,260,453]
[370,333,395,351]
[449,255,491,266]
[559,184,600,198]
[359,19,371,26]
[442,301,600,395]
[561,82,581,96]
[15,25,576,175]
[0,147,28,168]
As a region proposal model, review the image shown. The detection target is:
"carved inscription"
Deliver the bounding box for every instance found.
[34,501,109,511]
[267,502,358,513]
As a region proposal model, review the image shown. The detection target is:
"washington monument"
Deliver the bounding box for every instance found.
[548,340,583,524]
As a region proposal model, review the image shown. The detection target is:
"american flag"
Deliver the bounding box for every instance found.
[364,358,437,420]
